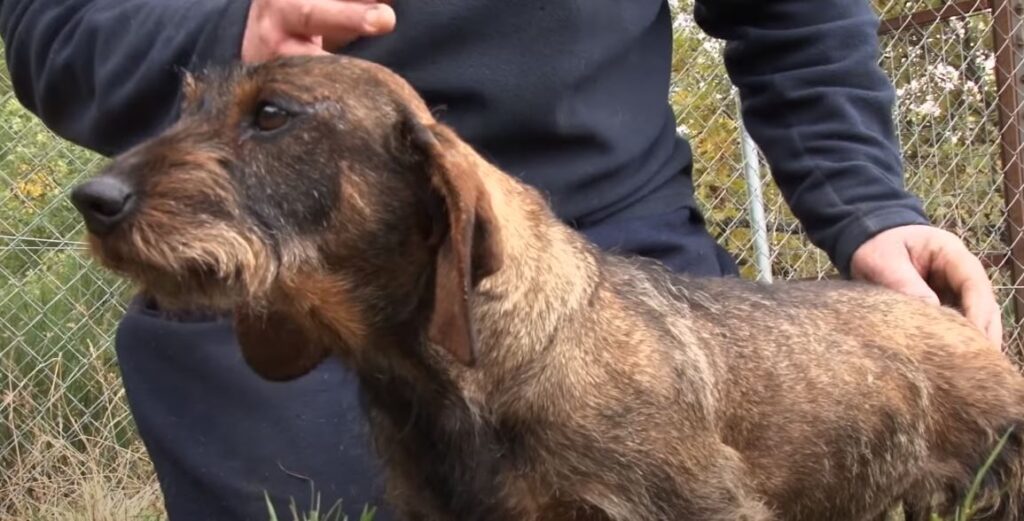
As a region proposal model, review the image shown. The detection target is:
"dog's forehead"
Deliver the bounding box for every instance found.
[184,56,433,132]
[241,57,400,102]
[184,59,343,109]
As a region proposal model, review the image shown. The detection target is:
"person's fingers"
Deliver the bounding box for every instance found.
[243,0,394,63]
[987,305,1004,349]
[941,245,1002,348]
[850,225,1003,350]
[884,257,937,307]
[282,0,395,39]
[856,241,942,307]
[275,39,332,58]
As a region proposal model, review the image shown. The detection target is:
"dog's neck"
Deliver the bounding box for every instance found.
[467,161,602,370]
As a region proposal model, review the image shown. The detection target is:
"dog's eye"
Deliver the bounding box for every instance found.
[253,103,291,132]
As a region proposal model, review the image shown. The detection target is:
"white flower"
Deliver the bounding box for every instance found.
[913,99,942,117]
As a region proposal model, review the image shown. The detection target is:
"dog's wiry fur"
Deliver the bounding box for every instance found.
[75,55,1024,520]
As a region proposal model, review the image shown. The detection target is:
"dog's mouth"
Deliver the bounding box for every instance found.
[84,226,278,313]
[97,252,245,313]
[153,262,249,311]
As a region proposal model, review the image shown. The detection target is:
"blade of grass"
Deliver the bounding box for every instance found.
[958,426,1015,521]
[265,491,280,521]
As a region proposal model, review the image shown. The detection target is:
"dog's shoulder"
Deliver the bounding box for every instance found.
[598,250,925,316]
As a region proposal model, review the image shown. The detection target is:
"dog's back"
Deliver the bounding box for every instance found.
[444,158,1024,520]
[590,254,1024,520]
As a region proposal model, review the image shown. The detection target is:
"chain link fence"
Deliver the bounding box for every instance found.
[2,1,1024,517]
[0,48,155,516]
[674,0,1024,363]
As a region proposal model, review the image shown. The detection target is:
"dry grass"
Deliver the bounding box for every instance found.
[0,342,370,521]
[0,434,164,521]
[0,349,165,521]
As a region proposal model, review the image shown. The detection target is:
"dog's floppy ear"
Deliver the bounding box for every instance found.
[402,113,503,367]
[233,307,330,381]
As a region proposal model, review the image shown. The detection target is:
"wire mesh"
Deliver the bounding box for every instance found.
[0,50,155,516]
[674,0,1024,362]
[2,1,1023,517]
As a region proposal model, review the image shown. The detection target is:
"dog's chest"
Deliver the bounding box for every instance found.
[363,379,535,519]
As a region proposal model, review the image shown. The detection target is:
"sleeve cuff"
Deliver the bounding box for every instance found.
[831,207,931,279]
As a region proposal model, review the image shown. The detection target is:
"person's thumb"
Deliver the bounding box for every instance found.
[276,38,331,58]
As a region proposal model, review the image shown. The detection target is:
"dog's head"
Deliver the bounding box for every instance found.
[71,55,503,378]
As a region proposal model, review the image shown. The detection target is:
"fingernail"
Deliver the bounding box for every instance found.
[364,7,389,31]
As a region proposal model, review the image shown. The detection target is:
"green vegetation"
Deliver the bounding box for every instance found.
[265,491,377,521]
[0,51,142,516]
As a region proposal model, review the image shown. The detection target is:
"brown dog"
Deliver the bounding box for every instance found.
[70,55,1024,521]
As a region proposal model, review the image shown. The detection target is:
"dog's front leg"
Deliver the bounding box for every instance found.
[573,438,777,521]
[378,465,456,521]
[675,441,778,521]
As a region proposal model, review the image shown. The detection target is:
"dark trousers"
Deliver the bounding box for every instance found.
[114,206,738,521]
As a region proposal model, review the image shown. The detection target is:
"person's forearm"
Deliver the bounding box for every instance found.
[694,0,930,276]
[0,0,251,157]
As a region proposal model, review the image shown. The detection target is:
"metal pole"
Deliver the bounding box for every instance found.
[991,0,1024,354]
[735,90,773,283]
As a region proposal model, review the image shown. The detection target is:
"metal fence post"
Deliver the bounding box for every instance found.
[992,0,1024,352]
[735,90,773,283]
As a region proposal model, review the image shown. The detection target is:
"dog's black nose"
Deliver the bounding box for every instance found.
[70,177,136,235]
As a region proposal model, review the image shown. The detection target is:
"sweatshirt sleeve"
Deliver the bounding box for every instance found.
[693,0,931,277]
[0,0,252,157]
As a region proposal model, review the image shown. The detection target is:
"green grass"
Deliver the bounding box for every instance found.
[265,490,377,521]
[934,426,1016,521]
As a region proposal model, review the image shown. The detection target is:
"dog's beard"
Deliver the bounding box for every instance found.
[86,217,278,312]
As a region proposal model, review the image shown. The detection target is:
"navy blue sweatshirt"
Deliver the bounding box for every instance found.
[0,0,929,276]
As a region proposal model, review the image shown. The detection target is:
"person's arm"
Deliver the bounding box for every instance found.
[0,0,395,157]
[693,0,928,277]
[693,0,1002,347]
[0,0,252,157]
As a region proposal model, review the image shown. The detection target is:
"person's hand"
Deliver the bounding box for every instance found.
[241,0,396,63]
[850,224,1002,349]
